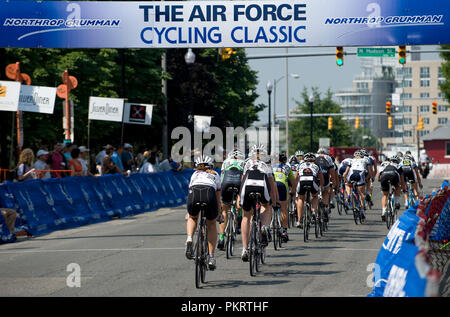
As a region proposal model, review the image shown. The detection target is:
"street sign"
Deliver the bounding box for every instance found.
[357,48,395,57]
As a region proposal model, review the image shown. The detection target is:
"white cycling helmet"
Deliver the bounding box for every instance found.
[195,155,213,167]
[249,144,267,156]
[317,147,328,155]
[295,150,304,157]
[228,149,244,160]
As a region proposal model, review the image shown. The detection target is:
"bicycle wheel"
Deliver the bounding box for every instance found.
[249,220,257,276]
[337,194,342,215]
[200,224,207,283]
[386,200,393,230]
[303,204,310,242]
[226,212,233,259]
[352,194,359,225]
[195,221,203,288]
[272,214,278,251]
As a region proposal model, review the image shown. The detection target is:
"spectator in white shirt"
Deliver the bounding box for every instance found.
[33,150,51,179]
[78,146,94,176]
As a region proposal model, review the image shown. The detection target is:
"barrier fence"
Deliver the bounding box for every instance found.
[0,169,195,242]
[368,180,450,297]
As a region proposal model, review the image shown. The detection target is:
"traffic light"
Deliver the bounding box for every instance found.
[328,117,333,130]
[336,46,344,66]
[398,45,406,64]
[386,101,391,115]
[388,116,393,129]
[418,117,424,130]
[220,48,236,61]
[432,101,437,114]
[355,117,360,129]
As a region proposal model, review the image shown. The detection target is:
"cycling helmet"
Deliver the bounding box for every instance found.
[390,156,400,163]
[354,150,362,158]
[317,147,328,155]
[396,151,404,158]
[303,152,316,161]
[195,155,213,167]
[360,149,369,157]
[279,153,287,163]
[249,144,267,158]
[295,150,304,157]
[289,155,299,164]
[227,149,244,160]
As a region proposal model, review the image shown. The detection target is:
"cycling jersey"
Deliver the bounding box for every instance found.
[296,162,321,195]
[400,158,417,183]
[240,159,272,211]
[221,158,245,204]
[346,158,368,186]
[379,162,403,192]
[315,154,333,187]
[189,169,221,191]
[272,163,295,201]
[338,158,353,176]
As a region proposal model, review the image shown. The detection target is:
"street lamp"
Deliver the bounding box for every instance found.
[309,94,314,152]
[185,48,195,150]
[266,80,273,156]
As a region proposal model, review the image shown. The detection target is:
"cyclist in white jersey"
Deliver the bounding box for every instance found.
[185,155,221,270]
[239,144,278,262]
[343,150,369,219]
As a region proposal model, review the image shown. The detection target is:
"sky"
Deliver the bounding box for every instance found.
[246,46,443,125]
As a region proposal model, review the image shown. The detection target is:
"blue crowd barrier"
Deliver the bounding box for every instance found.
[0,169,196,240]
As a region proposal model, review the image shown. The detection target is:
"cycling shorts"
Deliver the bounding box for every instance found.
[296,175,320,196]
[380,172,400,192]
[276,181,288,201]
[221,169,242,204]
[338,166,348,176]
[347,170,366,187]
[239,169,270,211]
[187,185,218,221]
[402,168,416,184]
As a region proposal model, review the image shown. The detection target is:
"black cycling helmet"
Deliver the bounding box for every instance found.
[303,152,316,161]
[279,153,287,163]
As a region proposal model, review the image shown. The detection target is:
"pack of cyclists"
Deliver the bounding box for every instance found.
[184,145,422,271]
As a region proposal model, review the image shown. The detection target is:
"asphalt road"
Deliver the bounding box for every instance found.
[0,178,445,297]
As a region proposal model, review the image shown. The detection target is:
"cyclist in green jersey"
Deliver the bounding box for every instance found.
[272,153,296,242]
[217,150,245,251]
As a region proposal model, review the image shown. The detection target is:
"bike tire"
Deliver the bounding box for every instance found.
[304,205,309,242]
[200,225,207,283]
[272,219,278,251]
[195,222,203,289]
[249,220,256,277]
[255,220,261,272]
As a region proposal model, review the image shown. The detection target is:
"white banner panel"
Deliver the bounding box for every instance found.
[124,102,153,125]
[88,96,124,122]
[0,81,21,111]
[194,115,212,133]
[18,85,57,114]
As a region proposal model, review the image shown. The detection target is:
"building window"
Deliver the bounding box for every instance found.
[439,79,446,86]
[402,105,412,112]
[420,92,430,98]
[420,105,430,112]
[402,80,412,88]
[420,79,430,87]
[423,117,430,124]
[439,92,445,98]
[438,66,444,78]
[403,118,412,125]
[403,130,412,137]
[420,67,430,78]
[438,117,448,125]
[401,93,412,99]
[438,105,448,112]
[446,142,450,156]
[420,130,430,137]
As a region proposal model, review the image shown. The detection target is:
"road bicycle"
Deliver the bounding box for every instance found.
[301,188,318,241]
[318,192,326,234]
[248,192,265,277]
[349,181,364,225]
[337,177,349,215]
[194,202,208,289]
[271,203,283,250]
[385,180,398,230]
[288,195,297,228]
[225,187,239,259]
[405,179,417,209]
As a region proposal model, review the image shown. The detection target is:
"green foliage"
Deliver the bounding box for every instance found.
[289,88,353,153]
[439,45,450,103]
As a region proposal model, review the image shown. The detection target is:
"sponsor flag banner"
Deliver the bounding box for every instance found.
[0,1,448,48]
[88,96,124,122]
[124,103,153,125]
[18,85,57,114]
[194,115,212,133]
[0,81,21,111]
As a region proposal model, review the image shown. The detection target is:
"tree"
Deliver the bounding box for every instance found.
[439,44,450,102]
[289,88,353,153]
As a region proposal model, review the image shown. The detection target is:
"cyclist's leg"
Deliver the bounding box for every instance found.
[218,202,230,250]
[311,192,319,215]
[206,218,218,255]
[296,195,306,224]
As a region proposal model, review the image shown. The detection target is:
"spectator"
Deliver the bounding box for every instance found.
[111,145,124,172]
[50,142,67,178]
[63,142,75,162]
[169,157,183,172]
[150,145,160,166]
[33,150,51,179]
[78,146,94,176]
[121,143,135,172]
[69,148,83,176]
[102,145,122,175]
[96,145,108,175]
[135,145,146,170]
[16,148,36,182]
[140,153,157,173]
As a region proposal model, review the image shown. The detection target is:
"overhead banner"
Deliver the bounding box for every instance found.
[0,1,449,48]
[124,103,153,125]
[0,81,21,112]
[88,96,124,122]
[18,85,57,114]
